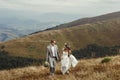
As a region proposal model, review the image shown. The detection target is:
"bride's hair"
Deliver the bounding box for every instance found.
[64,45,71,53]
[64,43,71,50]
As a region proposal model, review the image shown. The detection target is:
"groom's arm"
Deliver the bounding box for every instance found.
[56,45,61,61]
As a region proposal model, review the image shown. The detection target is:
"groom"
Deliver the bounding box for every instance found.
[46,40,60,76]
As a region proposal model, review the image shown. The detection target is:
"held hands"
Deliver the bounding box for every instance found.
[59,57,61,61]
[56,57,61,62]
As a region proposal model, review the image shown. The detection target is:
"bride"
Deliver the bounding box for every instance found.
[61,43,78,75]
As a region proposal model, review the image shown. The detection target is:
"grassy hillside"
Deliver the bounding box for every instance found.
[0,18,120,60]
[0,55,119,80]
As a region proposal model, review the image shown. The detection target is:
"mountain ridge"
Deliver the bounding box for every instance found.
[44,11,120,30]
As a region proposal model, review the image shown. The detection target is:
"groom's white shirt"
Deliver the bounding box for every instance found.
[51,46,55,57]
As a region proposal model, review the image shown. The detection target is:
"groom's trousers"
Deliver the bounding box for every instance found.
[48,56,56,74]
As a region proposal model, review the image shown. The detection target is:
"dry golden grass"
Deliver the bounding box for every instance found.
[0,55,120,80]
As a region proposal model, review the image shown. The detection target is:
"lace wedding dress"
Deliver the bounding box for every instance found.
[61,51,78,74]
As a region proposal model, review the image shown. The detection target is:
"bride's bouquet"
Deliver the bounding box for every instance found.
[44,61,49,67]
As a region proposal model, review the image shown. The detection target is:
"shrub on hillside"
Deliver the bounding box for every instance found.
[72,44,119,59]
[101,57,112,63]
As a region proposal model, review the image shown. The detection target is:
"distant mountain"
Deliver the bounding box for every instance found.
[0,20,61,42]
[1,11,120,60]
[0,24,23,42]
[0,33,7,41]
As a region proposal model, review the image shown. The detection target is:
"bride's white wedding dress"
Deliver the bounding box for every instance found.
[61,51,70,74]
[61,51,78,74]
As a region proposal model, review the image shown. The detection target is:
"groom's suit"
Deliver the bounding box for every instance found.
[46,44,59,74]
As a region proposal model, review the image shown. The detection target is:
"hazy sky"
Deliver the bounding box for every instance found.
[0,0,120,15]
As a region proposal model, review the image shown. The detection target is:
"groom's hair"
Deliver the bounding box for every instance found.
[50,40,54,43]
[50,40,56,44]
